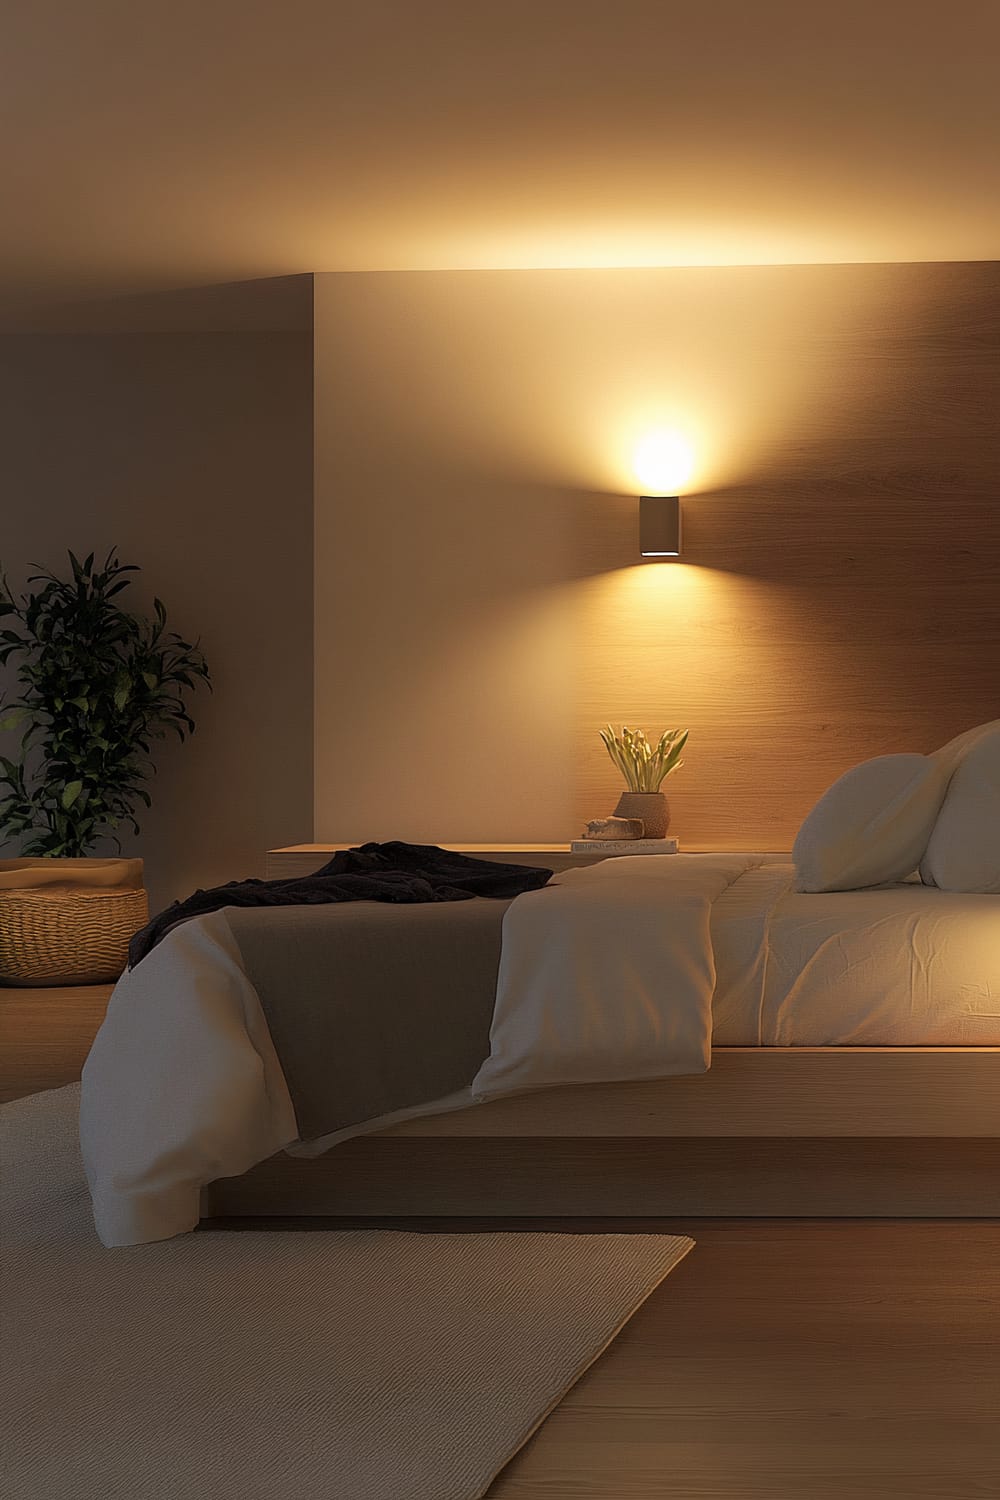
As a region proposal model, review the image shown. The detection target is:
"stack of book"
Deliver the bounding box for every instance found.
[569,837,679,855]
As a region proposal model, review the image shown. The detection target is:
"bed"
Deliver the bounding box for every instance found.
[79,852,1000,1245]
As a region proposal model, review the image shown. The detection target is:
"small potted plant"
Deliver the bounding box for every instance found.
[0,549,210,984]
[599,724,689,839]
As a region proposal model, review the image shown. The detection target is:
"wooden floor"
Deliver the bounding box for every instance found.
[0,983,113,1103]
[6,992,999,1493]
[431,1218,1000,1500]
[481,1219,1000,1499]
[216,1214,1000,1495]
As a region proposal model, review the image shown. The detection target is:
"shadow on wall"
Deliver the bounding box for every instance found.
[0,277,315,911]
[3,275,315,335]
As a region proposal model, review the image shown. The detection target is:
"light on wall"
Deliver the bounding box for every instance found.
[633,430,693,560]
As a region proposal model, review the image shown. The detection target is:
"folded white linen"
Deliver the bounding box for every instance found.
[471,854,761,1101]
[921,721,1000,893]
[80,911,298,1247]
[792,753,948,893]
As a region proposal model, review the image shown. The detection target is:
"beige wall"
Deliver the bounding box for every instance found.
[314,263,1000,849]
[7,259,995,900]
[313,273,581,844]
[7,264,991,885]
[0,324,313,910]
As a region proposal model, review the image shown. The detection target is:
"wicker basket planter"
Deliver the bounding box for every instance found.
[0,859,148,987]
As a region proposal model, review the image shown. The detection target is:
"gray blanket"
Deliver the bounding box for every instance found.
[225,899,510,1141]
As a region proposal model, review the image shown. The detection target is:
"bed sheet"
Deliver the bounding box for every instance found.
[711,863,1000,1045]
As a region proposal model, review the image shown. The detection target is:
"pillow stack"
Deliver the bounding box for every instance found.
[792,720,1000,894]
[921,721,1000,894]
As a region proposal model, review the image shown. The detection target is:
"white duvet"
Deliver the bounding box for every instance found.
[472,853,755,1098]
[80,854,1000,1246]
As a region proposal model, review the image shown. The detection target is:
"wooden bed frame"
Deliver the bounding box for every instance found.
[200,845,1000,1220]
[203,1047,1000,1220]
[239,256,1000,1223]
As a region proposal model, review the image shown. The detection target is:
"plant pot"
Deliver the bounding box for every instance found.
[0,858,148,986]
[612,791,670,840]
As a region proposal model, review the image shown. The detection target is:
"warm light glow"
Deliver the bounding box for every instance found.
[632,431,695,494]
[583,563,713,615]
[361,221,897,274]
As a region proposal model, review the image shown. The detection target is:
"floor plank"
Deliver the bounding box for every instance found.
[209,1215,1000,1493]
[0,984,113,1103]
[482,1221,1000,1499]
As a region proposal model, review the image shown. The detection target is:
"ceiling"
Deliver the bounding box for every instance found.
[3,0,998,318]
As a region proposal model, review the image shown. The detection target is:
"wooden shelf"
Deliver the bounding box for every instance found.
[265,843,788,880]
[0,984,114,1103]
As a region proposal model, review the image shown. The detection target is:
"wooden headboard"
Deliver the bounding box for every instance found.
[574,261,1000,848]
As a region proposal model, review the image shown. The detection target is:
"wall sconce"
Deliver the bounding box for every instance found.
[633,430,692,561]
[639,493,681,557]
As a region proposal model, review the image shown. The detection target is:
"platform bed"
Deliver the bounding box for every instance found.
[202,1046,1000,1221]
[80,848,1000,1244]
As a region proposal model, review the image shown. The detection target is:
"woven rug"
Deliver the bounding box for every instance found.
[1,1086,693,1500]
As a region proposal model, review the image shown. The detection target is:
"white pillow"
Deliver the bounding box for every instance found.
[932,718,1000,773]
[793,753,948,893]
[920,722,1000,893]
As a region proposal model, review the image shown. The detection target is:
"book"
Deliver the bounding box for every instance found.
[569,837,679,855]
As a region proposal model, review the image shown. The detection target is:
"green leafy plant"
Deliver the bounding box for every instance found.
[0,549,211,856]
[599,724,689,792]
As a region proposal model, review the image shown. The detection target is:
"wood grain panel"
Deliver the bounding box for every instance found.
[0,984,113,1102]
[573,261,1000,848]
[264,844,629,879]
[263,844,754,879]
[488,1222,1000,1499]
[202,1137,1000,1219]
[383,1048,1000,1139]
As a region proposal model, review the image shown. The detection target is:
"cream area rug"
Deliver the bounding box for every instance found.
[1,1086,692,1500]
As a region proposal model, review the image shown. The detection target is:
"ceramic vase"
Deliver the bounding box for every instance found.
[612,791,670,839]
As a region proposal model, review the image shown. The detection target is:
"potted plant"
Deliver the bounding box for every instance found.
[599,724,689,839]
[0,549,210,983]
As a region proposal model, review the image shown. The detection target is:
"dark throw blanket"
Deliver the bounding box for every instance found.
[225,900,511,1141]
[128,841,552,968]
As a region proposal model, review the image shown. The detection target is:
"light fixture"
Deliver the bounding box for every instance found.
[633,430,693,560]
[639,494,681,557]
